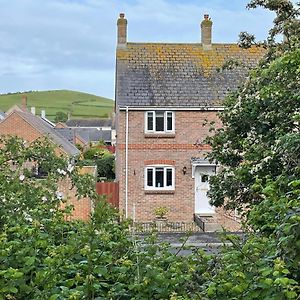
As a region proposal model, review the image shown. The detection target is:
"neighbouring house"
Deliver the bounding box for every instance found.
[115,13,265,230]
[65,118,116,145]
[0,97,80,157]
[0,96,95,221]
[54,122,89,150]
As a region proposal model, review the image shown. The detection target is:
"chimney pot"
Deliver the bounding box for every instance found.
[201,14,213,50]
[41,110,46,118]
[30,107,36,115]
[117,12,127,47]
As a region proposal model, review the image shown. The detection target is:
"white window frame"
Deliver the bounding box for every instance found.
[145,111,175,133]
[144,165,175,191]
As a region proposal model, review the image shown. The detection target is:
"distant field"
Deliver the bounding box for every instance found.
[0,90,114,121]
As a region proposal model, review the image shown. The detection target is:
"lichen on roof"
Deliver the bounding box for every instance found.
[116,43,265,107]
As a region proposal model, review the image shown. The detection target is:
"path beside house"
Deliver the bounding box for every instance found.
[137,232,244,255]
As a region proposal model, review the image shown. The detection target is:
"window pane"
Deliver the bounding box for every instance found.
[167,112,173,131]
[147,169,153,186]
[166,168,173,186]
[156,112,164,131]
[147,112,153,131]
[155,168,164,187]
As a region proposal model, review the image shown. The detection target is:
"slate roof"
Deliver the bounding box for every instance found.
[74,129,111,143]
[66,119,112,128]
[54,128,77,144]
[17,111,80,156]
[55,127,111,144]
[116,43,265,107]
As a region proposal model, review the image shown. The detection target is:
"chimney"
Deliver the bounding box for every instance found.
[21,95,27,110]
[30,107,36,115]
[41,110,46,118]
[117,13,127,48]
[201,14,212,50]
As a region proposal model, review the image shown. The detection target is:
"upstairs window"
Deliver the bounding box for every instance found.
[145,165,175,190]
[145,111,174,133]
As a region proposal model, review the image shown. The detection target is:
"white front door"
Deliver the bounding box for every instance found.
[195,166,215,214]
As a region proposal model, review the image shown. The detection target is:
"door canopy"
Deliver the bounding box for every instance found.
[190,157,217,178]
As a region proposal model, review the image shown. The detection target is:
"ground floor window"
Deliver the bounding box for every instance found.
[145,165,175,190]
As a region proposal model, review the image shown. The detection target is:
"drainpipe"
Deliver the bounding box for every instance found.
[125,106,129,218]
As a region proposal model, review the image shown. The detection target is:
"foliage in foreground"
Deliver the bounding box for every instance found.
[0,138,299,299]
[0,136,197,299]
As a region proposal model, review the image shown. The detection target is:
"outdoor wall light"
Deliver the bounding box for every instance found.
[182,166,187,175]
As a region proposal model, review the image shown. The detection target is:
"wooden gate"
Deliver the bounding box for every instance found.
[96,182,119,208]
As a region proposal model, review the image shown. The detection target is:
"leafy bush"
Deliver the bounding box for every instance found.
[0,136,198,299]
[82,145,115,181]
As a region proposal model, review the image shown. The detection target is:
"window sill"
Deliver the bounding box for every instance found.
[144,133,175,138]
[145,189,175,194]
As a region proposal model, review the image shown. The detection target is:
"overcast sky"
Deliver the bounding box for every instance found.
[0,0,276,99]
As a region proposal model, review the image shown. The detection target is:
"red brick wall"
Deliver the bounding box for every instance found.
[116,109,240,230]
[0,112,42,142]
[59,178,92,222]
[0,112,66,156]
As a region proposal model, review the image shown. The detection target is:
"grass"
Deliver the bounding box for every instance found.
[0,90,114,121]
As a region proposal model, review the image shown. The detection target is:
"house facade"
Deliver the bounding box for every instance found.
[115,13,265,230]
[0,98,94,221]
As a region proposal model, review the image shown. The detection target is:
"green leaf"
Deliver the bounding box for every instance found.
[25,256,35,267]
[12,271,24,279]
[286,291,297,299]
[288,180,300,187]
[7,287,18,294]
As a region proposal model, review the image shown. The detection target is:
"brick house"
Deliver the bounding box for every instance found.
[115,13,264,230]
[0,98,95,221]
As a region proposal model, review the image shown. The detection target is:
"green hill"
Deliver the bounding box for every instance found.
[0,90,114,121]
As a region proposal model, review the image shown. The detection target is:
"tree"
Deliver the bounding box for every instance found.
[198,1,300,298]
[54,111,68,123]
[207,48,300,209]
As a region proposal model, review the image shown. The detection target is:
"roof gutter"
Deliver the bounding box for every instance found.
[118,106,224,111]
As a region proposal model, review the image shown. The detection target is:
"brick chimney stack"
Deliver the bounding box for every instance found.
[201,14,212,50]
[117,13,127,48]
[21,95,27,110]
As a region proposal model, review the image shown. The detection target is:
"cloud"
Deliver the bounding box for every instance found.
[0,0,276,99]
